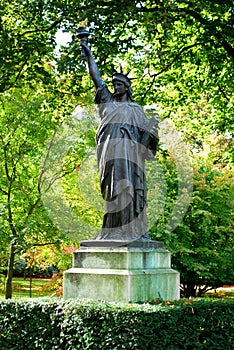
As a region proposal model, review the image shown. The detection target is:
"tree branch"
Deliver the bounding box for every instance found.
[135,3,234,60]
[20,19,63,36]
[30,241,60,248]
[142,42,202,101]
[182,8,234,60]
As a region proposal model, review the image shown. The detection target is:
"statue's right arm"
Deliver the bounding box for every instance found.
[81,42,103,90]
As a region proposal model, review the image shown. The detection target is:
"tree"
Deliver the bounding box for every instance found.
[0,1,97,297]
[0,0,61,92]
[0,83,74,298]
[150,139,234,297]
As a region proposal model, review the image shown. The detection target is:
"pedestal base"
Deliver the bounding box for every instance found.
[63,241,180,303]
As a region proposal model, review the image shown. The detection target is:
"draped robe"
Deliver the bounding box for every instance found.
[94,83,158,240]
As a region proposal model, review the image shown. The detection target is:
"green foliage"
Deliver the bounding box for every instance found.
[0,299,63,349]
[0,0,59,91]
[13,258,54,278]
[0,81,80,297]
[40,105,102,240]
[150,151,234,297]
[0,85,61,240]
[0,299,233,349]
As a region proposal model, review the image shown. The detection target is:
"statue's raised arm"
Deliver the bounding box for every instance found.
[80,41,103,90]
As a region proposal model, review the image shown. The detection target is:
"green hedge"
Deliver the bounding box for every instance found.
[0,298,233,349]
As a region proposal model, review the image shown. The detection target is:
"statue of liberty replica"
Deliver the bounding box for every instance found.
[81,40,159,242]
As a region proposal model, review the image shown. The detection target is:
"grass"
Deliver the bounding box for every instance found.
[205,286,234,299]
[0,277,53,299]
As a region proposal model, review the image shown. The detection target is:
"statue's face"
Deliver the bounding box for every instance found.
[113,80,128,96]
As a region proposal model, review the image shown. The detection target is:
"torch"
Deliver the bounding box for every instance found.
[77,26,90,61]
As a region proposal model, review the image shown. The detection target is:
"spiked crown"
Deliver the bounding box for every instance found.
[112,66,132,87]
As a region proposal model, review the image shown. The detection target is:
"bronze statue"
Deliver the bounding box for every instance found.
[81,41,159,241]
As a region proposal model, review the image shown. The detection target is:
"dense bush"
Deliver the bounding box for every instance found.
[0,298,233,349]
[13,258,57,278]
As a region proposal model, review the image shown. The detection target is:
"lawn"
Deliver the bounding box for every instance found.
[206,286,234,299]
[0,277,53,299]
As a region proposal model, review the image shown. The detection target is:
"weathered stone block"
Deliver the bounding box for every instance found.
[63,243,180,302]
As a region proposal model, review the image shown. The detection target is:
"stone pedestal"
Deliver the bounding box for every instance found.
[63,240,180,303]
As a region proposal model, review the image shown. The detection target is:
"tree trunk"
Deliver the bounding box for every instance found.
[29,266,32,298]
[5,243,16,299]
[180,283,197,298]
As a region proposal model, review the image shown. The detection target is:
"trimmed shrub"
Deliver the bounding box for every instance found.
[0,298,233,349]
